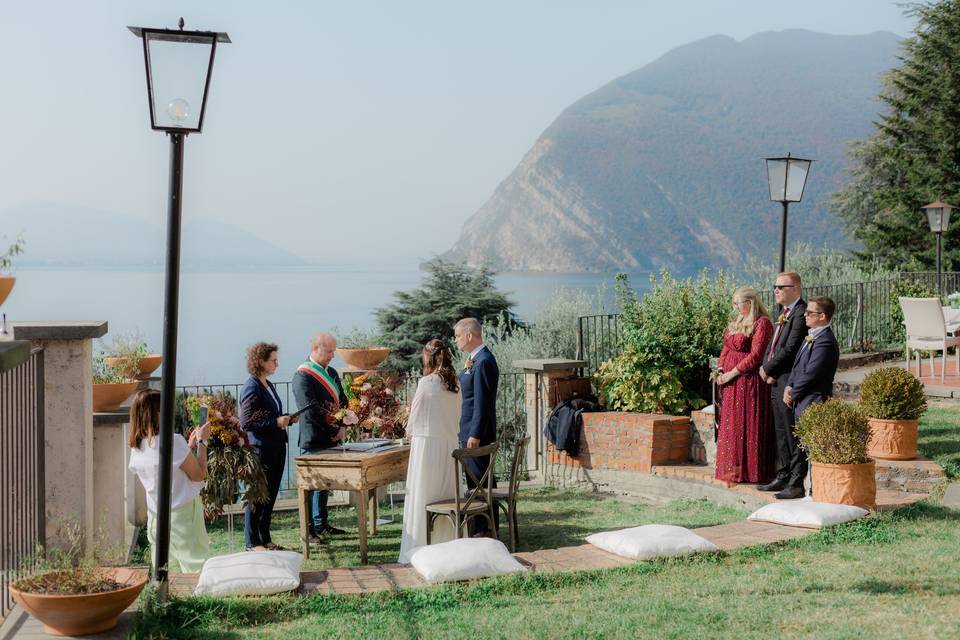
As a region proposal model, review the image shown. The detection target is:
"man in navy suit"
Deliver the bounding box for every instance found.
[454,317,499,535]
[782,296,840,499]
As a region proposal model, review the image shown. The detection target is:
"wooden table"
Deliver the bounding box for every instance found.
[295,445,410,564]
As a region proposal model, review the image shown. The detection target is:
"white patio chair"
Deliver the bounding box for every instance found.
[899,297,960,382]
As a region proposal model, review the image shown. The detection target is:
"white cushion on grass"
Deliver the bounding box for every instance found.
[585,524,718,560]
[194,550,303,596]
[747,497,868,529]
[409,537,527,583]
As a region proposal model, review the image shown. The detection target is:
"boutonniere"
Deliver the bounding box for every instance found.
[776,313,787,326]
[465,358,474,371]
[804,335,815,345]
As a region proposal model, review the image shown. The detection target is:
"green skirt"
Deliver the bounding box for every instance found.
[147,494,211,573]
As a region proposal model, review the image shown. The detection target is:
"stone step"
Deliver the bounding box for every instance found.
[874,457,945,493]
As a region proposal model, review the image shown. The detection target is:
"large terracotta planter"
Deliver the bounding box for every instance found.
[92,382,138,412]
[9,567,148,636]
[811,460,876,510]
[867,417,918,460]
[103,354,162,380]
[0,275,14,306]
[337,347,390,370]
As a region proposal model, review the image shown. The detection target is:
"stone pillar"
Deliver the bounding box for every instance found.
[13,321,108,551]
[94,409,136,555]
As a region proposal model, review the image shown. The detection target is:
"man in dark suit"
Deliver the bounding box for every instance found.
[293,332,349,540]
[758,271,808,499]
[454,317,499,535]
[785,297,840,417]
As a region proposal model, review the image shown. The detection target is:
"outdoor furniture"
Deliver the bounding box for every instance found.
[491,436,530,552]
[899,297,960,382]
[295,445,410,564]
[426,442,499,544]
[943,306,960,334]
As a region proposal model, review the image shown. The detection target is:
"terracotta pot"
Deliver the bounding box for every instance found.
[867,417,918,460]
[103,354,162,380]
[811,460,876,510]
[92,382,138,412]
[9,567,148,636]
[337,347,391,370]
[0,275,14,306]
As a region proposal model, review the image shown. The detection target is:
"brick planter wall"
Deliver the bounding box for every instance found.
[547,412,690,474]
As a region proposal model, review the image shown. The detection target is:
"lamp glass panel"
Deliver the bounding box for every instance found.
[927,207,945,232]
[784,159,811,202]
[146,33,214,130]
[943,206,953,231]
[766,159,787,201]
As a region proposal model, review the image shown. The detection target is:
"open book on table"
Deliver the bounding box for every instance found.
[338,438,402,453]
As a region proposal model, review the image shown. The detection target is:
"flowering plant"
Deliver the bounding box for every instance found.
[340,372,408,440]
[947,292,960,309]
[182,392,268,517]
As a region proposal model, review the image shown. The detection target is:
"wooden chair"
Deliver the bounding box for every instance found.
[426,442,499,544]
[899,296,960,382]
[491,436,530,552]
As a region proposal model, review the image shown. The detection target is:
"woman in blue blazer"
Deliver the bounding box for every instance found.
[239,342,297,550]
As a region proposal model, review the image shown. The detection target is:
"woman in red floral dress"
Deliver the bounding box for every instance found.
[715,287,774,483]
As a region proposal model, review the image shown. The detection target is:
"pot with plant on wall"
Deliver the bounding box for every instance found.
[92,356,138,412]
[335,326,391,371]
[859,366,927,460]
[101,331,162,380]
[0,234,24,307]
[794,399,876,510]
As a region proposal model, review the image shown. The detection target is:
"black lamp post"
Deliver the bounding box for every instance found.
[129,18,230,589]
[765,153,813,273]
[923,201,954,296]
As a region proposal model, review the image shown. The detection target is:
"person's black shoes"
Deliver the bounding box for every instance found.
[758,478,788,492]
[317,524,347,536]
[774,486,805,500]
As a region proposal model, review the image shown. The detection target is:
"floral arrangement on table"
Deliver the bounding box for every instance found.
[182,392,269,518]
[337,372,408,441]
[947,291,960,309]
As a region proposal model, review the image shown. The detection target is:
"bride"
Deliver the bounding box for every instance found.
[398,338,461,562]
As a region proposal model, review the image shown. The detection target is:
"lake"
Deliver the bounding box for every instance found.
[3,265,637,384]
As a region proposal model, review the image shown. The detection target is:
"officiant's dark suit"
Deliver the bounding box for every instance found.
[760,278,808,493]
[458,345,499,488]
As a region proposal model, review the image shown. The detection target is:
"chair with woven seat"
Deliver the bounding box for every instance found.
[426,442,499,544]
[490,435,529,552]
[900,296,960,382]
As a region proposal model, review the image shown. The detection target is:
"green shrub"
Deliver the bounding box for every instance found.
[794,400,870,465]
[593,346,688,414]
[859,367,927,420]
[605,269,733,413]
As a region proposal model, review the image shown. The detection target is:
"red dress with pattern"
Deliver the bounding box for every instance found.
[716,316,773,483]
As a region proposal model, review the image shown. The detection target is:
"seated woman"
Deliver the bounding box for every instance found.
[128,388,211,573]
[239,342,297,551]
[398,339,462,563]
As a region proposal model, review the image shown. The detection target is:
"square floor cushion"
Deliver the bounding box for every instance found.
[586,524,719,560]
[194,550,303,596]
[409,537,527,583]
[747,497,868,529]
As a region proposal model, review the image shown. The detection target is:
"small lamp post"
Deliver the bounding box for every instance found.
[765,153,813,273]
[128,18,230,590]
[923,201,954,296]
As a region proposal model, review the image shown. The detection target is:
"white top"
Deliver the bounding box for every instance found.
[407,373,461,438]
[128,433,204,513]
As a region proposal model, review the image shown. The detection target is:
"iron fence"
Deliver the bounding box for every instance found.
[1,347,45,621]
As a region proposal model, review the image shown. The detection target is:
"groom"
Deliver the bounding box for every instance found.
[454,317,499,535]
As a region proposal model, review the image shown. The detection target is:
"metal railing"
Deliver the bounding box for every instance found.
[1,347,45,621]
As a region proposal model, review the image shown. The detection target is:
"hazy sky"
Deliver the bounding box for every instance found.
[0,1,914,263]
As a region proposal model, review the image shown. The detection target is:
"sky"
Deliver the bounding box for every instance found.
[0,1,916,264]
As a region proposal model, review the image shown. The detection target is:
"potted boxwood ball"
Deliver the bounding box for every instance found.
[794,399,876,510]
[859,367,927,460]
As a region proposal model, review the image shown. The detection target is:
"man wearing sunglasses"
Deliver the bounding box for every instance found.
[757,272,808,499]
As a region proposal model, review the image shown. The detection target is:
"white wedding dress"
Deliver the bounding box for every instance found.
[398,373,461,563]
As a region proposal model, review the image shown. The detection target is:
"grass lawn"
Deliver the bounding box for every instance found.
[919,401,960,478]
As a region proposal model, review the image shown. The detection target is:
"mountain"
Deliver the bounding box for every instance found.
[0,202,307,268]
[443,30,903,273]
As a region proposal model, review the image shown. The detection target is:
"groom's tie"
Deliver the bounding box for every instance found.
[767,304,792,360]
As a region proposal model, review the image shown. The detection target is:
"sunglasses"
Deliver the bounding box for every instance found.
[773,285,796,290]
[804,310,824,317]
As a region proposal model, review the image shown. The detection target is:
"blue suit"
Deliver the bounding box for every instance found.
[787,326,840,417]
[238,376,287,548]
[458,346,499,487]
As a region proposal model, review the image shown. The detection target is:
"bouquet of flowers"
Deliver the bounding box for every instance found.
[339,372,408,441]
[183,392,269,518]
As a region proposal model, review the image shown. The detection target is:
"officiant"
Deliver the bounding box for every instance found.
[293,332,350,541]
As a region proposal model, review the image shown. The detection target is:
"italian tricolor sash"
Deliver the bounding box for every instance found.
[297,359,341,410]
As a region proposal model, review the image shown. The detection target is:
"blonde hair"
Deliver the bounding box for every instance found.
[727,287,768,336]
[777,271,802,286]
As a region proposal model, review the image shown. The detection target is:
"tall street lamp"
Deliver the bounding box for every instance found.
[923,201,954,296]
[765,153,813,273]
[128,18,230,589]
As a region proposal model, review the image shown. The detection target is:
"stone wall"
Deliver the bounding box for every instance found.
[689,408,717,466]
